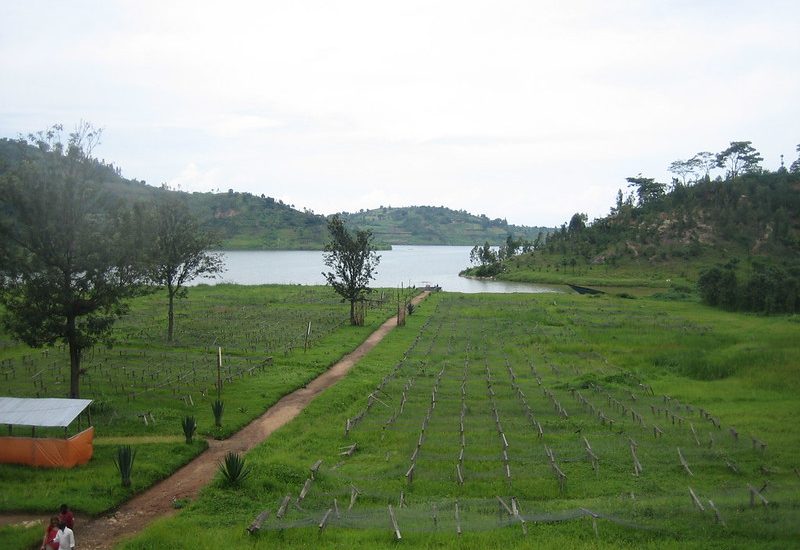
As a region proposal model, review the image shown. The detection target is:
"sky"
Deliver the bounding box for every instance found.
[1,1,798,227]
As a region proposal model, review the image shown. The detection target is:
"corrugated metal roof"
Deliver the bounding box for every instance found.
[0,397,92,428]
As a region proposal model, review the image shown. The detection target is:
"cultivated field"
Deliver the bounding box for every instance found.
[118,291,800,548]
[0,284,399,547]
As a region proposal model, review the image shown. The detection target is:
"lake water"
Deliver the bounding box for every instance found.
[197,246,563,294]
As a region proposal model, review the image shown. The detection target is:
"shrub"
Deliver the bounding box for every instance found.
[218,451,252,485]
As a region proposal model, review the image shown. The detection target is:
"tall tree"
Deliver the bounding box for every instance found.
[626,175,665,206]
[790,144,800,174]
[322,215,380,325]
[668,158,700,186]
[692,152,717,182]
[146,193,224,341]
[0,124,149,398]
[716,141,763,180]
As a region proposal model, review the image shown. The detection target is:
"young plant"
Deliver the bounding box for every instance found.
[218,451,252,485]
[113,445,137,488]
[211,399,224,427]
[181,415,197,444]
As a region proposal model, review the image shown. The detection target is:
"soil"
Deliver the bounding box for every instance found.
[1,292,429,549]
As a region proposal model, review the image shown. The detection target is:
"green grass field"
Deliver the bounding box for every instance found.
[0,283,402,539]
[113,292,800,549]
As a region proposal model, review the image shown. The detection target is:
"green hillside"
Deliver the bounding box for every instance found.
[0,138,549,250]
[341,205,550,245]
[464,144,800,312]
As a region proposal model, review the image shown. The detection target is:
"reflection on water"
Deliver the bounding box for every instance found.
[195,246,563,294]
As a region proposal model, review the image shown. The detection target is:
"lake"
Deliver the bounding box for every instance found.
[196,246,563,294]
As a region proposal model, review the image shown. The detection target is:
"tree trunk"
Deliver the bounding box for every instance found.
[67,314,81,398]
[167,289,175,341]
[349,299,356,325]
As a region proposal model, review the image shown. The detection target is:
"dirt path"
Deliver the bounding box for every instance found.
[2,292,428,549]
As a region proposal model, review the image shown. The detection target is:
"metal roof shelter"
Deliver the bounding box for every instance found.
[0,397,92,428]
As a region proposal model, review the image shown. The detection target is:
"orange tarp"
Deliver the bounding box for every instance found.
[0,427,94,468]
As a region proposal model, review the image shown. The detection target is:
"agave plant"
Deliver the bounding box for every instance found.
[113,445,137,487]
[212,399,224,427]
[218,451,252,485]
[182,415,197,444]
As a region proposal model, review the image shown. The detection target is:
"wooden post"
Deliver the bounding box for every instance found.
[247,510,270,534]
[708,499,725,527]
[318,508,332,532]
[688,487,705,511]
[304,322,312,351]
[678,448,693,476]
[276,495,292,519]
[388,505,401,540]
[217,347,222,400]
[455,502,462,535]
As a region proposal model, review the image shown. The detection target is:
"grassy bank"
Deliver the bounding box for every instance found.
[121,292,800,549]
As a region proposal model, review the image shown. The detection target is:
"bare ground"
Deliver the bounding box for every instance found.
[1,292,428,549]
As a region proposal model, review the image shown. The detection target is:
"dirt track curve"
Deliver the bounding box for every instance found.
[3,292,428,549]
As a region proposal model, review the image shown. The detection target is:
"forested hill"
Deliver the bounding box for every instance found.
[0,138,546,249]
[341,206,550,245]
[471,142,800,305]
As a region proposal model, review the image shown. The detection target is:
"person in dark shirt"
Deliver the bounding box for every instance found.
[57,504,74,530]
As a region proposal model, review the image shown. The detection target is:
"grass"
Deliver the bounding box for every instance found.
[118,292,800,548]
[0,440,207,514]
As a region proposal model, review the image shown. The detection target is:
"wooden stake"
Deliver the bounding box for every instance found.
[247,510,270,534]
[688,487,705,511]
[388,505,402,540]
[678,448,694,476]
[707,499,725,527]
[276,495,292,519]
[318,508,332,532]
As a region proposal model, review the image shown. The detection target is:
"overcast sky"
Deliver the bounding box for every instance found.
[1,1,798,227]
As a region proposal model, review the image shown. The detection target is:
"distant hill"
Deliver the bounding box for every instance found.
[0,138,547,250]
[341,206,550,246]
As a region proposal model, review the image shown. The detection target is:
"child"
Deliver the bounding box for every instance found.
[40,516,60,550]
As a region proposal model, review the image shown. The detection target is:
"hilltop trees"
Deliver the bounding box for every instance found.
[716,141,763,179]
[322,215,380,325]
[145,193,224,341]
[0,124,149,398]
[626,176,666,206]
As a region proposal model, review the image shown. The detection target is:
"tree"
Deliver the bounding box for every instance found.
[0,124,149,398]
[568,212,587,234]
[626,175,666,206]
[790,144,800,174]
[146,193,224,341]
[716,141,763,180]
[692,152,717,182]
[322,215,380,325]
[668,158,700,186]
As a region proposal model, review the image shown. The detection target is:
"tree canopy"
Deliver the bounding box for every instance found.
[0,124,149,397]
[322,215,380,325]
[145,193,224,341]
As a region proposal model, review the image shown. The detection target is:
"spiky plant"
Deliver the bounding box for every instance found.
[211,399,224,427]
[182,415,197,444]
[113,445,137,487]
[218,451,252,485]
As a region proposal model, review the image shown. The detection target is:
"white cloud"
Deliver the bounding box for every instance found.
[1,0,798,227]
